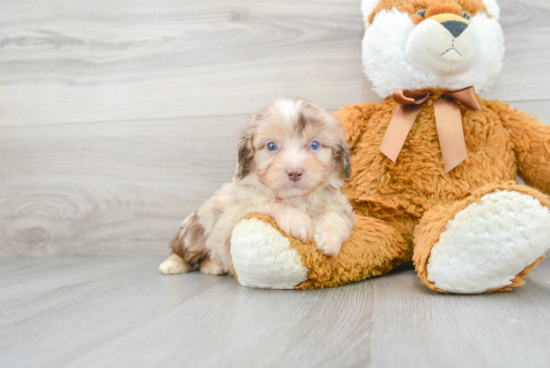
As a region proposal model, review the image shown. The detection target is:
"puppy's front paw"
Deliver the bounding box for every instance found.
[312,211,353,257]
[276,209,315,242]
[314,232,343,257]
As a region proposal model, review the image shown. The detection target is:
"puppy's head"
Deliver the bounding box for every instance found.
[236,98,350,199]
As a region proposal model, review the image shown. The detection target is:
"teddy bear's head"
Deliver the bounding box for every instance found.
[361,0,504,97]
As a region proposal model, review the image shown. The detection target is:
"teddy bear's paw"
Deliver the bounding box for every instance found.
[230,217,308,289]
[427,190,550,294]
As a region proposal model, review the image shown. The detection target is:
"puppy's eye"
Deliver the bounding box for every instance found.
[416,9,427,18]
[461,11,471,20]
[309,141,320,150]
[267,142,278,151]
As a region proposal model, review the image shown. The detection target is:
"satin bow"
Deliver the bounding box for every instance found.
[379,87,482,173]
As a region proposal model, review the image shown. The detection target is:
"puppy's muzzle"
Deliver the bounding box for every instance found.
[427,14,470,38]
[287,168,303,182]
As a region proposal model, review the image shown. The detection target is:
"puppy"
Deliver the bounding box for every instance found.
[159,98,356,276]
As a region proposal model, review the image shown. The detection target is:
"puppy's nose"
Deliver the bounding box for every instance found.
[441,21,468,38]
[287,168,303,182]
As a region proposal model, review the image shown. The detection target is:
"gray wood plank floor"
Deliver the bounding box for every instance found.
[1,0,550,256]
[1,257,549,368]
[2,1,550,367]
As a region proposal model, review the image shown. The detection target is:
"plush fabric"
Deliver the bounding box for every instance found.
[414,182,550,293]
[232,96,550,291]
[232,213,409,289]
[362,6,504,97]
[362,0,499,24]
[230,0,550,293]
[231,217,308,289]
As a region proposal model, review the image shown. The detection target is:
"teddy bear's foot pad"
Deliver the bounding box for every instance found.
[427,190,550,293]
[231,217,308,289]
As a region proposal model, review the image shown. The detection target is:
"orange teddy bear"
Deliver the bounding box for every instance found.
[230,0,550,294]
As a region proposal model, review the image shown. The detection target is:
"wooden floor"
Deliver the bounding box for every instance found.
[1,256,549,368]
[2,0,550,367]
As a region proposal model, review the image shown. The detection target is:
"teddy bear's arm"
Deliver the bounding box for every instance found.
[494,101,550,195]
[334,102,378,148]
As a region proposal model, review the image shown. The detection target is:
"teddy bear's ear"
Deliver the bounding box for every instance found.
[361,0,379,27]
[482,0,500,21]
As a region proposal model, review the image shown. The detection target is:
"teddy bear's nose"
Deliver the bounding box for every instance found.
[441,21,468,38]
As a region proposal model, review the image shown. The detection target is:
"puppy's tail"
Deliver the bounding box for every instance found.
[159,212,208,275]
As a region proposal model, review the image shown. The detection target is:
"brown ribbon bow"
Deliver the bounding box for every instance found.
[380,87,482,173]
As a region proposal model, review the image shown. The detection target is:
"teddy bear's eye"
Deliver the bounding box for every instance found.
[461,11,471,20]
[416,9,427,18]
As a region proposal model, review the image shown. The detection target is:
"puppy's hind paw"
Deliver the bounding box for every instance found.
[159,254,191,275]
[200,258,227,276]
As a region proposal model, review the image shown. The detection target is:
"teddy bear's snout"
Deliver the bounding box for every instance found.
[405,12,478,76]
[426,13,471,39]
[441,21,468,38]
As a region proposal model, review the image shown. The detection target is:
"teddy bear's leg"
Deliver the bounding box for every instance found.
[414,182,550,294]
[230,213,410,289]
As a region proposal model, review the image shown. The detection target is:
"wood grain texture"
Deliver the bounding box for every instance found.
[369,260,550,368]
[0,257,374,368]
[1,0,550,255]
[484,0,550,101]
[0,0,367,126]
[0,116,242,255]
[1,256,549,368]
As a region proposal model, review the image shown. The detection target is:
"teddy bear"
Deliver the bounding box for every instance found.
[229,0,550,293]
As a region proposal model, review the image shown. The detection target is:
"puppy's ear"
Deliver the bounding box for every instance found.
[335,144,352,182]
[236,116,255,180]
